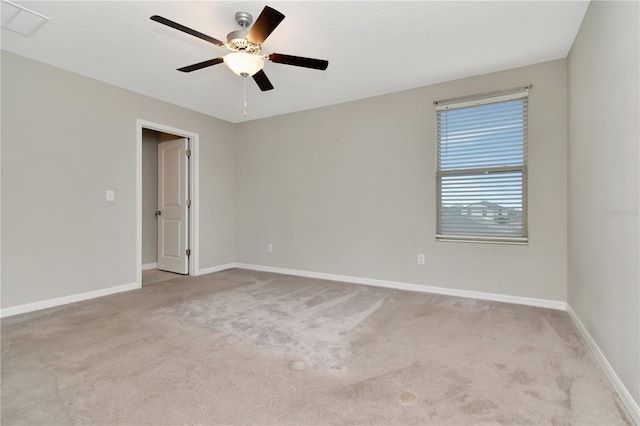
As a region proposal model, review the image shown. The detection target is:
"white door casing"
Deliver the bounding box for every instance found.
[157,137,189,274]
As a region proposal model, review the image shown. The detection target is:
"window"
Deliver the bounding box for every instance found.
[435,88,529,243]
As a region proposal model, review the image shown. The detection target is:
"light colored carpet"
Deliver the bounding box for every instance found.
[1,269,631,425]
[142,268,183,285]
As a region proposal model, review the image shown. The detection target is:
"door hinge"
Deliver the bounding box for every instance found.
[186,199,191,207]
[186,149,191,157]
[186,249,191,256]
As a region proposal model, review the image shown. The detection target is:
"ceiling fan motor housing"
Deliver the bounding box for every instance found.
[226,11,261,54]
[226,30,261,53]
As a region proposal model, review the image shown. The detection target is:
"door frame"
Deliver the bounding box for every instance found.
[136,119,199,287]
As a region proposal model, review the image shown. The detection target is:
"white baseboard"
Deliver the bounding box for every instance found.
[567,304,640,424]
[142,263,157,271]
[235,263,566,310]
[196,263,238,276]
[0,282,140,318]
[0,263,565,318]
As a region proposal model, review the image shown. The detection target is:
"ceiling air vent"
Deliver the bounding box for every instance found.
[1,0,49,37]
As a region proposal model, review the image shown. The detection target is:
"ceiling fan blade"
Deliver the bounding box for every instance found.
[177,57,224,73]
[252,69,274,91]
[150,15,225,47]
[246,6,285,45]
[268,53,328,70]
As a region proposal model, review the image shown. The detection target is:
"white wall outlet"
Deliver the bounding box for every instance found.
[106,190,115,202]
[417,254,425,265]
[267,243,273,252]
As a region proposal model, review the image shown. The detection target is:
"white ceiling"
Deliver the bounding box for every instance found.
[2,1,589,123]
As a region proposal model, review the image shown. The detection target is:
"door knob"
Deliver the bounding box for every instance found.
[155,210,162,216]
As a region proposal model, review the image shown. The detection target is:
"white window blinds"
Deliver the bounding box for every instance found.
[436,89,528,243]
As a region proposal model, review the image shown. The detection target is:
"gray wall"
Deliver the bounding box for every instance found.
[235,59,568,301]
[1,51,236,308]
[567,0,639,404]
[0,52,569,310]
[141,129,158,265]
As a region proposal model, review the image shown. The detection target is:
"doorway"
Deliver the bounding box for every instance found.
[136,120,200,287]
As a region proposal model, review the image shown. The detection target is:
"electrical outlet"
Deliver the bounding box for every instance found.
[267,243,273,252]
[106,190,115,202]
[417,254,425,265]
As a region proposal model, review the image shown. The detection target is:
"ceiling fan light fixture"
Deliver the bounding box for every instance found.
[224,52,264,77]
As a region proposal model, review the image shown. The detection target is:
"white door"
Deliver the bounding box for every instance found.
[157,137,189,274]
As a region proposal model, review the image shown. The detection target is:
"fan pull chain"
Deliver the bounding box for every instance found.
[243,77,248,118]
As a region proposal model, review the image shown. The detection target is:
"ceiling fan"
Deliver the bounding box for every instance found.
[150,6,329,92]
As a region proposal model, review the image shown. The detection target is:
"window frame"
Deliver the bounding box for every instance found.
[434,88,529,245]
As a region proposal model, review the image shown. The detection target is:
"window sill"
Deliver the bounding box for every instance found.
[436,236,528,245]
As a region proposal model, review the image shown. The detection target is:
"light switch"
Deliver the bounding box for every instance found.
[106,190,115,202]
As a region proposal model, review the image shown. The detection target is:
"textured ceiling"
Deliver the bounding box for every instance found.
[2,1,589,123]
